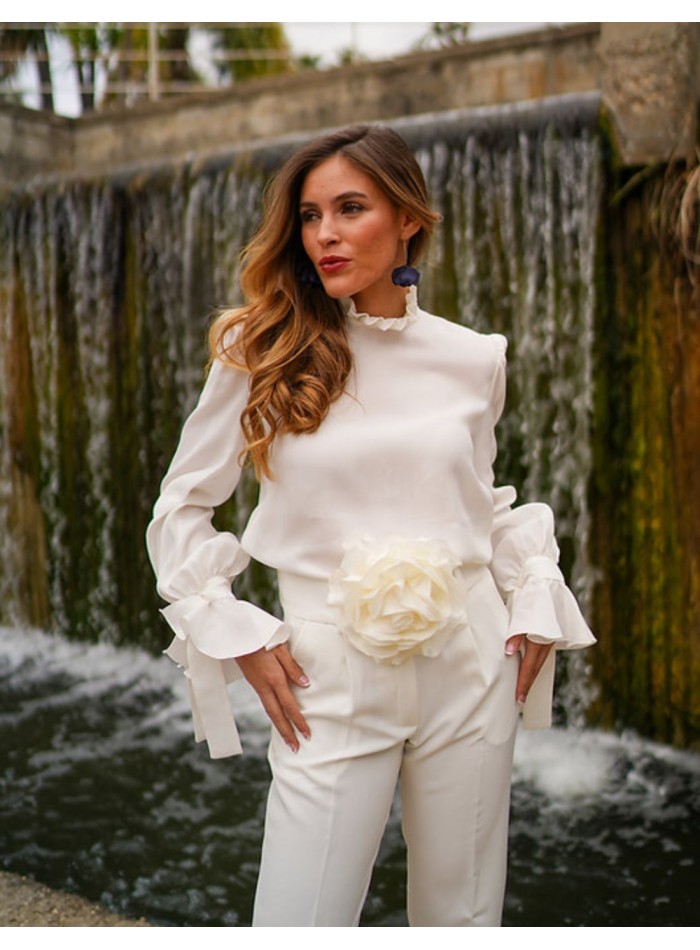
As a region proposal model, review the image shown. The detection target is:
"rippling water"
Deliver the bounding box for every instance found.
[1,626,698,927]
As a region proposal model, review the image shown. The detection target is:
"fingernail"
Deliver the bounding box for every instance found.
[517,694,527,705]
[505,643,518,655]
[302,730,311,741]
[298,674,310,687]
[286,740,299,753]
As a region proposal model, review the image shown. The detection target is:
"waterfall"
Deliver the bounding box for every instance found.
[0,96,601,718]
[3,94,700,928]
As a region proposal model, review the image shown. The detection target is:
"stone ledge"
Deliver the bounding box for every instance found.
[0,23,602,185]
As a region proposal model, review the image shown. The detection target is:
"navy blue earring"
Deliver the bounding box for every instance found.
[297,259,322,287]
[391,265,420,287]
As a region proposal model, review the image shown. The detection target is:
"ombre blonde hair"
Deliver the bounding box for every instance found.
[210,124,441,479]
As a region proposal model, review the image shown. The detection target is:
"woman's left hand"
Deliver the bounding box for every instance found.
[505,635,554,705]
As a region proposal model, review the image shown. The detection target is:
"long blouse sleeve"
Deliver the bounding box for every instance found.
[481,336,596,728]
[146,358,288,758]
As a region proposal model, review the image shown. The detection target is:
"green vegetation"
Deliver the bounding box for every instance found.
[0,23,293,114]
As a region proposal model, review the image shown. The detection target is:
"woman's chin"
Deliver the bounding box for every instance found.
[317,277,352,300]
[320,285,345,300]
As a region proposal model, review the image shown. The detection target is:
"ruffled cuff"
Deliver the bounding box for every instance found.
[503,555,595,730]
[506,556,596,649]
[161,575,289,758]
[491,501,595,730]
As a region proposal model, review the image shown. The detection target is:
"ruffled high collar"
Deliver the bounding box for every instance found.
[343,285,419,332]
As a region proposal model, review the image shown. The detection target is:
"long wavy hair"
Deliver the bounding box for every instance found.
[210,124,441,479]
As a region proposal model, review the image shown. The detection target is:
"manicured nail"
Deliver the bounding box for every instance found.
[517,694,527,705]
[298,674,310,687]
[505,642,519,655]
[287,740,299,753]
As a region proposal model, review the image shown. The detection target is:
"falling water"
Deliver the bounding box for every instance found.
[0,94,603,662]
[1,95,697,924]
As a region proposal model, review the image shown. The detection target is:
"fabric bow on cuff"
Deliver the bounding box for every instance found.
[161,575,289,758]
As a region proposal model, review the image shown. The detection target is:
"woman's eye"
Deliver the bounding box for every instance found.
[342,202,364,214]
[300,209,319,223]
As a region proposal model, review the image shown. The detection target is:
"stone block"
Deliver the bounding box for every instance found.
[601,22,700,165]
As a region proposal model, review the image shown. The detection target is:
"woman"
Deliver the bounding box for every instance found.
[146,124,594,927]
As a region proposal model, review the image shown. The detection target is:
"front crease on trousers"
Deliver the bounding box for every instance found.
[252,568,519,926]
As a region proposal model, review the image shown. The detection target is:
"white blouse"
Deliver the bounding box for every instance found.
[147,287,595,757]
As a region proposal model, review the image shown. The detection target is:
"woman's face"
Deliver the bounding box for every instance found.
[299,154,419,318]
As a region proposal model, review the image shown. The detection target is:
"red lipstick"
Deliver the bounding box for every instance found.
[318,256,350,273]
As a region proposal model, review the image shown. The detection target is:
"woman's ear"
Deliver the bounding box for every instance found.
[399,212,421,242]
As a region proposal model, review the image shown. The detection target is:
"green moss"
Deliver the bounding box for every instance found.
[589,161,700,747]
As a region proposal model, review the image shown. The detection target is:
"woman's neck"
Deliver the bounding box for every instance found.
[350,285,409,319]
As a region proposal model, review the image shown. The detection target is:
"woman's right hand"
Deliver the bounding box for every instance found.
[236,644,311,752]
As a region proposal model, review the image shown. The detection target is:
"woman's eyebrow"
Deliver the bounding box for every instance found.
[299,190,369,210]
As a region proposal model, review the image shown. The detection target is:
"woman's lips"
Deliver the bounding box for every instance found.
[318,256,350,274]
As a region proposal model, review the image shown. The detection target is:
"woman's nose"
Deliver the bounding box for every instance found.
[317,215,338,246]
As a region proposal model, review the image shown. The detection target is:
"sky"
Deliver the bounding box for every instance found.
[283,21,561,66]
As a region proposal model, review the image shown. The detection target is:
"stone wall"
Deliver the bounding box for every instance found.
[3,23,698,188]
[0,104,74,184]
[0,23,602,186]
[4,23,698,187]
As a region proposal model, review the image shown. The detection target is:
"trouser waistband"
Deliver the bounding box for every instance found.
[277,564,489,625]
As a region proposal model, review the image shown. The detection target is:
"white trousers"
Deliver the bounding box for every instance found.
[252,569,519,927]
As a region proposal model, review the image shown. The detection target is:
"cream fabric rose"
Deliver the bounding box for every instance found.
[327,538,465,664]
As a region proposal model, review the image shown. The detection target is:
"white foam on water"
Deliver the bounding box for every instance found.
[1,623,270,756]
[514,726,616,800]
[514,723,700,812]
[4,624,699,807]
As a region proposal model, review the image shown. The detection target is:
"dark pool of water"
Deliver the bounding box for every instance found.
[1,627,698,926]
